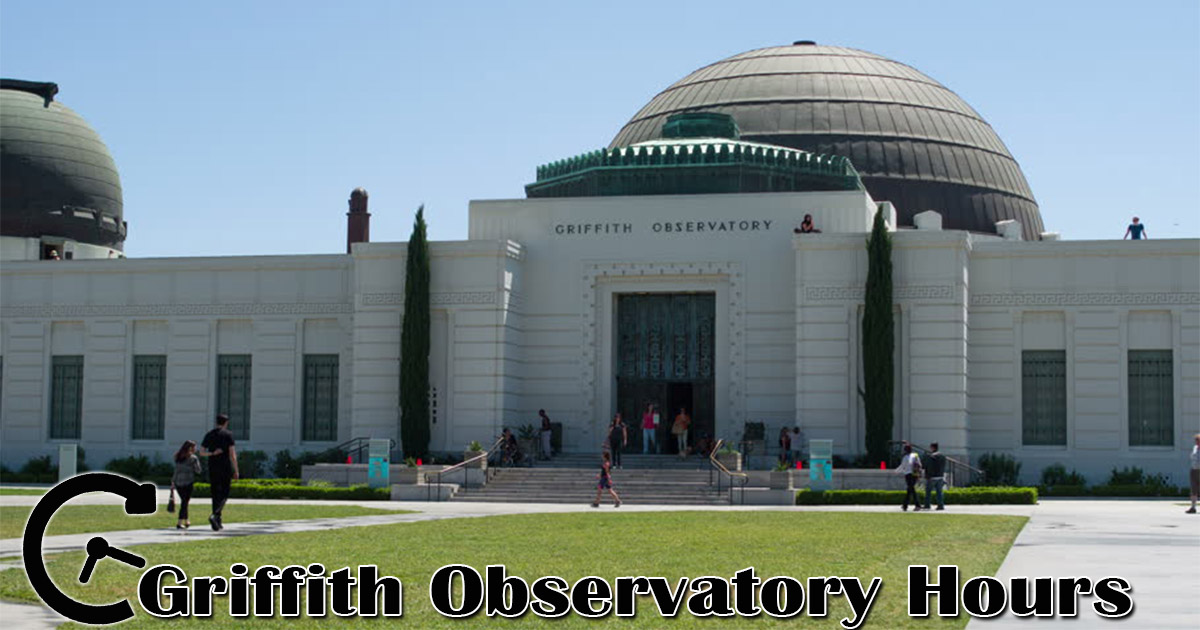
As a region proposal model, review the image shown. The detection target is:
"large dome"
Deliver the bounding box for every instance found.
[1,80,125,249]
[611,43,1043,239]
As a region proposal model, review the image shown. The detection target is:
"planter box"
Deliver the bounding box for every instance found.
[392,467,422,485]
[769,470,793,490]
[463,451,488,469]
[715,453,742,472]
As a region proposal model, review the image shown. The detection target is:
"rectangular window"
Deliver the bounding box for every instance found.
[50,355,84,439]
[131,355,166,440]
[1022,350,1066,446]
[1129,350,1173,446]
[302,354,339,442]
[216,354,251,441]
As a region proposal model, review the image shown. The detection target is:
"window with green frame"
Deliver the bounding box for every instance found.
[216,354,251,441]
[50,355,84,439]
[1128,350,1173,446]
[131,355,166,440]
[302,354,339,442]
[1022,350,1066,446]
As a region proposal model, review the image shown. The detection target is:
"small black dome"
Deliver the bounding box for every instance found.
[1,80,125,248]
[611,45,1043,239]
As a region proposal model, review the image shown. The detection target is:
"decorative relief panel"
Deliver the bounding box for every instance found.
[582,261,745,430]
[971,292,1200,307]
[1,302,352,318]
[358,292,497,307]
[804,285,956,302]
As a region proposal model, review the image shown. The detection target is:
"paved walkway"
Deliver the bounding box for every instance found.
[1,492,1195,628]
[969,499,1199,629]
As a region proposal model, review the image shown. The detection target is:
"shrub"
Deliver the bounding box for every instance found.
[1108,466,1145,486]
[978,453,1022,486]
[794,486,1037,505]
[105,455,173,484]
[1088,484,1188,497]
[1038,484,1089,497]
[1040,463,1086,488]
[192,481,388,501]
[236,450,269,479]
[20,455,55,477]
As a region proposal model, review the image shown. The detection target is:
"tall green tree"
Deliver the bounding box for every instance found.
[862,205,894,464]
[400,206,431,458]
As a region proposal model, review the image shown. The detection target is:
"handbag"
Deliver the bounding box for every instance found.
[167,483,176,513]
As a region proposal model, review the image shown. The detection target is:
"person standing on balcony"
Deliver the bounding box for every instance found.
[923,442,947,511]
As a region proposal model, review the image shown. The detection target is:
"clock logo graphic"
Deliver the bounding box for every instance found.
[22,472,156,624]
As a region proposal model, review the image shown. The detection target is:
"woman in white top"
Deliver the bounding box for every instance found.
[896,443,923,511]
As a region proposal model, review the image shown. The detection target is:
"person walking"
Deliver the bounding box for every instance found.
[171,440,201,529]
[1123,216,1148,240]
[672,407,691,458]
[1188,433,1200,514]
[778,427,792,465]
[896,442,923,511]
[606,414,627,469]
[591,451,621,508]
[923,442,947,511]
[199,414,239,531]
[641,404,657,454]
[539,409,553,460]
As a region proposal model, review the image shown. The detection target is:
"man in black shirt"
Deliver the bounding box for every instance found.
[923,442,947,511]
[200,414,239,530]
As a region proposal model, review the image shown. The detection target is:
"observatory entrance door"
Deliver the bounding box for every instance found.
[615,293,715,455]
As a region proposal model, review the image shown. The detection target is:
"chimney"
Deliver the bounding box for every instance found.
[347,187,370,253]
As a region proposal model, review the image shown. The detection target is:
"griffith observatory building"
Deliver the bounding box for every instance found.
[1,43,1197,484]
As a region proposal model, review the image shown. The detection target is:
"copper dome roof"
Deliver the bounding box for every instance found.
[611,43,1042,238]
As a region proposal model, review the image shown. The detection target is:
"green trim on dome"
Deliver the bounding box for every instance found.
[526,137,863,199]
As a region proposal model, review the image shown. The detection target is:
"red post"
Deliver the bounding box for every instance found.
[346,455,352,464]
[797,461,803,470]
[416,458,422,467]
[879,461,886,470]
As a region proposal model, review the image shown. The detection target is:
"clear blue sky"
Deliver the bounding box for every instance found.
[3,0,1197,257]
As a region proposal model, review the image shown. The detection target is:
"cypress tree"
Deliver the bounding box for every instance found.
[862,205,894,464]
[400,206,431,458]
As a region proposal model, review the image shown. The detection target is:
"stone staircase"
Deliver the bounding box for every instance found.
[449,453,731,505]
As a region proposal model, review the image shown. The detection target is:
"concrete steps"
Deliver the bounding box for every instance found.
[448,455,730,505]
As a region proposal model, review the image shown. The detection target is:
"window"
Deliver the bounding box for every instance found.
[1129,350,1173,446]
[131,355,166,440]
[50,355,84,439]
[302,355,339,442]
[216,354,251,441]
[1022,350,1066,446]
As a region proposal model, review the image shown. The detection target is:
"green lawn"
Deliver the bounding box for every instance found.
[0,511,1025,628]
[0,488,46,496]
[0,503,401,539]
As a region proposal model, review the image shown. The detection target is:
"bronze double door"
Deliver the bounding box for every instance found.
[614,293,715,454]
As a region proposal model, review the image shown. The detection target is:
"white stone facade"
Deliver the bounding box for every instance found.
[2,189,1197,485]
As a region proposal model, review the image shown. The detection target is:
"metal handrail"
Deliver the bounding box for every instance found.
[428,437,503,502]
[328,436,397,464]
[707,439,750,505]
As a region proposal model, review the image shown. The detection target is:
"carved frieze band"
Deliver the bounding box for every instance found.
[805,285,955,302]
[971,292,1200,307]
[359,292,497,307]
[1,302,353,318]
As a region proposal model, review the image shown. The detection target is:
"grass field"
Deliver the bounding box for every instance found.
[0,511,1026,628]
[0,488,46,496]
[0,503,401,539]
